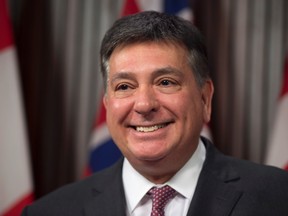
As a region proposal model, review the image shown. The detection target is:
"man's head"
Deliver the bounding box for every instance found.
[101,11,214,183]
[100,11,210,91]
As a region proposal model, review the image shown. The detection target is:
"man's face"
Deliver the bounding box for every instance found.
[104,42,213,179]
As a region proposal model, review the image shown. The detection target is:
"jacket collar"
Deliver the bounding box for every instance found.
[187,137,243,216]
[83,158,127,216]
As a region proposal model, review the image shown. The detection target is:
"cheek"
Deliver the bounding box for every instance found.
[107,99,121,111]
[167,92,196,113]
[168,92,203,124]
[105,98,132,123]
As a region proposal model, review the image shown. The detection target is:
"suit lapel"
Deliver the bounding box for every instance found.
[187,139,243,216]
[83,159,127,216]
[82,139,244,216]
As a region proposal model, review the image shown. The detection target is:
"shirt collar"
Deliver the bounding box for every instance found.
[122,159,155,214]
[122,139,206,213]
[167,139,206,199]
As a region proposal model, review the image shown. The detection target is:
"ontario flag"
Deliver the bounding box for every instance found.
[0,0,34,215]
[87,0,211,173]
[266,55,288,170]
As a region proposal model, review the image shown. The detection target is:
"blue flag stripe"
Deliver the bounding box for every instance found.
[89,139,122,172]
[164,0,189,15]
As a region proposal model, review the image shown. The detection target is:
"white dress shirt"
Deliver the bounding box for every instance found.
[122,140,206,216]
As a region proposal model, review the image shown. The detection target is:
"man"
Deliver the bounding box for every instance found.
[22,11,288,216]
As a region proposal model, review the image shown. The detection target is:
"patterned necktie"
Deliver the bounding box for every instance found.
[148,185,176,216]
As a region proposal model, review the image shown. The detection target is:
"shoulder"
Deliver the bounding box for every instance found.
[202,136,288,181]
[207,139,288,183]
[226,152,288,184]
[201,137,288,192]
[201,137,288,214]
[204,138,288,195]
[22,159,123,216]
[228,156,288,213]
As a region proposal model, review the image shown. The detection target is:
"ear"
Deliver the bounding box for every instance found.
[201,79,214,123]
[103,94,108,109]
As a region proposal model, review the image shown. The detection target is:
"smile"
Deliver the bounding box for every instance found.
[135,124,167,133]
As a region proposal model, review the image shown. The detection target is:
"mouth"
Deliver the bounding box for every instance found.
[131,123,171,133]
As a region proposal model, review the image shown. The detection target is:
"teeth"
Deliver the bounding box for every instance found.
[136,124,166,132]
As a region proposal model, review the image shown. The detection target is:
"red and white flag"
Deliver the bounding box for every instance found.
[0,0,34,215]
[266,55,288,170]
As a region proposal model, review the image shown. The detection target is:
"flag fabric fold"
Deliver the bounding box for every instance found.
[266,55,288,170]
[88,0,211,173]
[88,103,122,173]
[0,0,34,215]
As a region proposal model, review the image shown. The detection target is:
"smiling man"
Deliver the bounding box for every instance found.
[22,11,288,216]
[104,41,213,185]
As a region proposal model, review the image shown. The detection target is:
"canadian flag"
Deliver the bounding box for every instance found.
[266,55,288,170]
[0,0,34,215]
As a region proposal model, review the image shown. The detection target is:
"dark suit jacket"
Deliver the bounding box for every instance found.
[22,138,288,216]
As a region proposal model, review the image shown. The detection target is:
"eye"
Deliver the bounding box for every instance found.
[159,79,176,86]
[116,84,130,91]
[156,77,181,93]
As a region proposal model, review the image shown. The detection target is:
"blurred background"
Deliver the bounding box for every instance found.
[1,0,287,214]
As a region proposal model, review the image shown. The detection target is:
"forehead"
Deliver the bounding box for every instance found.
[106,42,195,88]
[112,41,187,55]
[109,42,189,70]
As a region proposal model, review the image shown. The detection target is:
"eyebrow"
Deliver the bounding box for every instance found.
[110,72,137,84]
[151,67,183,79]
[109,66,184,84]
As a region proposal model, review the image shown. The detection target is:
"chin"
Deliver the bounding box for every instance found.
[132,151,169,163]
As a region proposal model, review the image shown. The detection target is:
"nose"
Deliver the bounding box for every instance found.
[133,86,160,115]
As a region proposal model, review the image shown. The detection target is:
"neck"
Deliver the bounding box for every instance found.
[130,156,190,184]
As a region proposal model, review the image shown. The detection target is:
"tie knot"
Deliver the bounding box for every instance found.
[148,185,176,216]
